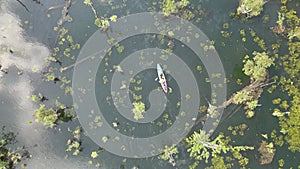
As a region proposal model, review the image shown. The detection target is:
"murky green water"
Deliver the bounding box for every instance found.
[1,0,299,168]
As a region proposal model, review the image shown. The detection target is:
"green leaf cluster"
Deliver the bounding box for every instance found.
[0,127,30,169]
[161,0,178,17]
[0,161,10,169]
[242,52,274,82]
[232,90,252,104]
[83,0,117,30]
[132,101,146,120]
[34,104,58,128]
[236,0,267,18]
[272,2,300,153]
[160,144,178,166]
[66,140,81,155]
[185,130,253,169]
[66,126,83,156]
[205,156,233,169]
[160,144,178,160]
[161,0,191,19]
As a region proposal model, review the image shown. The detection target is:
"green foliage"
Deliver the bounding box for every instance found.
[205,156,233,169]
[91,151,98,159]
[185,130,253,168]
[232,90,252,104]
[227,51,273,119]
[161,0,178,16]
[272,12,286,35]
[132,101,146,120]
[66,126,82,156]
[271,130,284,147]
[161,0,193,19]
[228,123,248,136]
[246,100,259,110]
[160,145,178,166]
[242,52,274,82]
[0,127,30,169]
[278,159,285,168]
[289,26,300,40]
[0,127,16,147]
[160,144,178,160]
[272,3,300,153]
[84,0,117,30]
[83,0,92,6]
[66,140,81,155]
[278,102,300,152]
[0,161,10,169]
[258,141,276,164]
[34,104,58,128]
[236,0,267,18]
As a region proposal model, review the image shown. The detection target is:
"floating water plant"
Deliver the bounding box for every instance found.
[258,141,276,165]
[228,123,248,136]
[34,104,58,128]
[0,127,31,169]
[83,0,117,31]
[236,0,267,18]
[185,130,254,169]
[159,145,178,166]
[132,101,146,120]
[268,1,300,153]
[66,126,82,156]
[160,0,194,20]
[91,151,98,159]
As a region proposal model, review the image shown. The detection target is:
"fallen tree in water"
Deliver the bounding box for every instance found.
[207,51,274,119]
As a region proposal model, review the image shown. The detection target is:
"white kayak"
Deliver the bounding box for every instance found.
[157,64,168,93]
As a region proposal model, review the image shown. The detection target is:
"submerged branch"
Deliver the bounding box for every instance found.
[218,80,265,109]
[16,0,29,12]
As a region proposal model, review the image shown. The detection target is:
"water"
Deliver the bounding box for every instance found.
[0,0,299,168]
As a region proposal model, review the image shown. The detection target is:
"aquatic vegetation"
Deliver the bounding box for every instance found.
[132,101,146,120]
[34,101,74,127]
[205,156,233,169]
[57,0,72,27]
[160,0,194,20]
[4,0,299,168]
[159,145,178,166]
[270,130,284,147]
[34,104,58,128]
[258,141,276,165]
[269,1,300,153]
[236,0,267,18]
[272,12,286,35]
[84,0,117,31]
[161,0,180,17]
[91,151,98,159]
[0,127,31,169]
[66,126,82,156]
[185,130,253,169]
[66,140,81,156]
[228,123,248,136]
[288,26,300,40]
[217,51,273,118]
[242,52,274,82]
[278,159,285,168]
[102,136,109,143]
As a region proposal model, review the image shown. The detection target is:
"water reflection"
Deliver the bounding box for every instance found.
[0,5,93,169]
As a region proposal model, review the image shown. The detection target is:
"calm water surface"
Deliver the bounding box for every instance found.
[0,0,299,168]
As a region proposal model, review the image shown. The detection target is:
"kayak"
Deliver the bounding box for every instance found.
[157,64,168,93]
